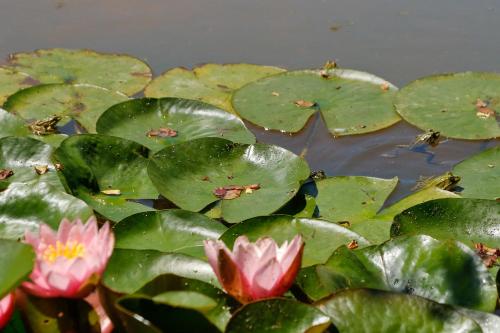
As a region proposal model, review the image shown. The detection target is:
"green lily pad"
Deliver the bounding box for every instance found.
[114,210,227,258]
[0,239,34,297]
[395,72,500,139]
[453,147,500,200]
[349,218,394,244]
[96,97,255,152]
[298,235,497,311]
[0,136,65,191]
[391,198,500,248]
[144,64,285,114]
[225,298,331,333]
[54,134,158,221]
[232,69,400,135]
[102,249,218,294]
[6,48,152,96]
[316,289,482,333]
[4,83,128,133]
[316,176,398,223]
[220,215,370,267]
[457,307,500,333]
[0,182,93,240]
[0,67,35,105]
[148,138,310,223]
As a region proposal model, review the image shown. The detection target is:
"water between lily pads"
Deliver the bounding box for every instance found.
[0,0,499,205]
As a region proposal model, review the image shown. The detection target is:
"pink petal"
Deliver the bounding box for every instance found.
[271,240,304,297]
[0,293,14,329]
[250,257,282,299]
[57,218,73,243]
[204,240,226,279]
[278,235,303,273]
[68,258,90,282]
[216,247,252,303]
[21,281,60,298]
[46,271,72,292]
[39,224,57,245]
[85,292,113,333]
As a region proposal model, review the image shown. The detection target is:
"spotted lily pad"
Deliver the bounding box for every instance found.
[4,83,128,133]
[232,69,400,135]
[6,48,152,96]
[0,67,35,105]
[144,64,285,114]
[148,138,310,223]
[452,147,500,200]
[96,98,255,152]
[395,72,500,140]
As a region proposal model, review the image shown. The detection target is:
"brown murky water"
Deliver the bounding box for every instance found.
[0,0,499,202]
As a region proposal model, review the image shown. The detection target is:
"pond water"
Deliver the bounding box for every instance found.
[0,0,499,203]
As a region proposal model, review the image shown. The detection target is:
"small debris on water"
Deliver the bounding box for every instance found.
[213,184,261,200]
[101,189,121,196]
[347,240,358,250]
[271,91,280,97]
[0,169,14,180]
[294,100,316,108]
[147,127,178,138]
[34,165,49,175]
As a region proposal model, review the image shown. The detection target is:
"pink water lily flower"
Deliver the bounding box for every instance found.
[0,293,14,329]
[22,217,114,298]
[204,235,304,303]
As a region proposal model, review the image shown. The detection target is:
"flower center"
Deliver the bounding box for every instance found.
[42,241,86,263]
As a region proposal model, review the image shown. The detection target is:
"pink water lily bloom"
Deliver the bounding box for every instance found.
[204,235,304,303]
[0,293,14,329]
[22,217,114,298]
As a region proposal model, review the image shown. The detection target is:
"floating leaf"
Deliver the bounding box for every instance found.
[6,48,152,96]
[4,83,128,133]
[453,147,500,200]
[395,72,500,139]
[144,64,285,114]
[148,138,310,223]
[96,98,255,152]
[232,69,400,135]
[0,67,35,105]
[0,240,34,297]
[220,215,369,267]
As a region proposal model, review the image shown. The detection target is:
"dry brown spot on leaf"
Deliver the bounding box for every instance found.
[213,184,261,200]
[475,243,500,268]
[294,100,316,108]
[476,99,488,108]
[380,83,390,91]
[34,165,49,175]
[227,175,234,180]
[0,169,14,180]
[271,91,280,97]
[101,189,121,196]
[201,176,210,181]
[347,240,359,250]
[147,127,178,138]
[55,163,64,171]
[476,108,496,119]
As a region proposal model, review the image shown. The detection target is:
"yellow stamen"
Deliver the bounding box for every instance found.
[42,241,85,263]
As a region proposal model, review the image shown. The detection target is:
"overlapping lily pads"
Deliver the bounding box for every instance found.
[0,67,35,104]
[144,64,285,113]
[395,72,500,139]
[6,48,152,96]
[232,69,400,135]
[148,138,310,223]
[96,97,255,152]
[4,83,129,133]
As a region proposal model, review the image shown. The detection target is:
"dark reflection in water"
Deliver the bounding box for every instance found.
[0,0,499,202]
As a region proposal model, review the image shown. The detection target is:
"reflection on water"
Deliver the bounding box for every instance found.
[0,0,499,201]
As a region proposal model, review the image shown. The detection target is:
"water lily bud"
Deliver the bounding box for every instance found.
[0,293,14,329]
[22,217,114,298]
[204,235,304,303]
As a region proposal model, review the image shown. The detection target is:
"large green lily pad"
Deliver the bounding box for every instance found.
[395,72,500,139]
[316,176,398,223]
[232,69,400,135]
[96,97,255,152]
[114,210,227,258]
[391,198,500,248]
[4,83,128,133]
[0,182,93,240]
[144,64,285,114]
[148,138,310,223]
[0,67,35,105]
[220,215,369,267]
[453,147,500,200]
[316,289,482,333]
[6,48,152,96]
[0,239,34,297]
[298,235,497,311]
[226,299,331,333]
[54,134,158,221]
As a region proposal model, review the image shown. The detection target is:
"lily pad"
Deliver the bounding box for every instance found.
[232,69,400,135]
[6,48,152,96]
[316,289,482,333]
[395,72,500,139]
[114,210,227,258]
[453,147,500,200]
[0,239,34,297]
[298,235,497,311]
[148,138,310,223]
[96,97,255,152]
[54,134,158,221]
[225,298,331,333]
[316,176,398,223]
[220,215,369,267]
[391,198,500,248]
[144,64,285,114]
[0,67,35,105]
[4,83,128,133]
[0,182,93,240]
